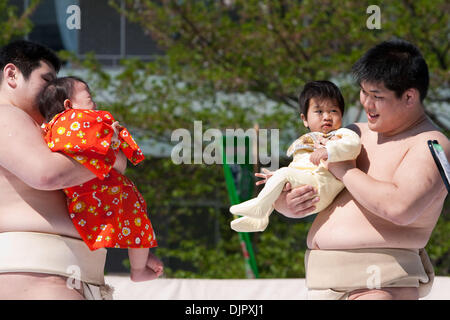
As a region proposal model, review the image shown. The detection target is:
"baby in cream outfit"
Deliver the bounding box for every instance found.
[230,81,361,232]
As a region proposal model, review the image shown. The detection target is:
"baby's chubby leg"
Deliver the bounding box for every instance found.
[128,248,164,282]
[230,167,316,219]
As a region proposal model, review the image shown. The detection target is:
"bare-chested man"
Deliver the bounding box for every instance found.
[0,41,126,299]
[273,39,449,300]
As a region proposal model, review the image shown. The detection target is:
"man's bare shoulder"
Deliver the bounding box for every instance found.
[404,116,447,144]
[413,128,450,156]
[416,129,448,142]
[398,125,449,187]
[0,103,21,113]
[0,104,37,130]
[0,104,32,122]
[345,122,369,137]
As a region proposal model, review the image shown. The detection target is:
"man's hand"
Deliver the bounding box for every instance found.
[310,148,328,166]
[327,160,356,181]
[273,183,319,218]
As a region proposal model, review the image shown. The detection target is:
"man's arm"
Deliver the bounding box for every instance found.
[329,136,449,226]
[114,150,127,174]
[111,121,128,174]
[0,106,96,190]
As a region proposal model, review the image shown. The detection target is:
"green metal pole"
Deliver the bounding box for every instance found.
[222,136,259,278]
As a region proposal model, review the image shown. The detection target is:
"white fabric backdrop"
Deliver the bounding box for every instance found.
[104,276,450,300]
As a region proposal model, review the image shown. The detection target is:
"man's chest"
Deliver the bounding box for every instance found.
[357,136,411,180]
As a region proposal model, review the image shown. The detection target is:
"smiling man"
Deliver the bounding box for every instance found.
[0,41,124,299]
[274,39,449,300]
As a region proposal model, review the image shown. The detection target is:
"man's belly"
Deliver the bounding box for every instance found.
[0,187,80,239]
[307,190,432,250]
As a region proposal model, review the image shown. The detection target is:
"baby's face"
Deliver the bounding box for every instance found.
[302,98,342,134]
[70,81,96,110]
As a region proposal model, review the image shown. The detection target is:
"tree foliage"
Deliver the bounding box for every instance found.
[57,0,449,277]
[107,0,449,128]
[0,0,40,46]
[0,0,448,278]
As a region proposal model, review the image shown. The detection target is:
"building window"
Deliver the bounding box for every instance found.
[15,0,160,67]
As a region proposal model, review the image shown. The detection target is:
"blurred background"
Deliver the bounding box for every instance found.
[2,0,448,279]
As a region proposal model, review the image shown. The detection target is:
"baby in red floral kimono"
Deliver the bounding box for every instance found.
[38,76,163,282]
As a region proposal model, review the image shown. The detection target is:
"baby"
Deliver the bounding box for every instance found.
[39,76,163,282]
[230,81,361,232]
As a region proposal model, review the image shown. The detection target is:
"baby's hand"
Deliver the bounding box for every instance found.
[255,168,273,186]
[255,168,290,191]
[310,148,328,165]
[314,141,327,150]
[112,121,124,135]
[111,121,123,152]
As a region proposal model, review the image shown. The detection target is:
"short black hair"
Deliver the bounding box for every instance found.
[351,39,429,102]
[298,80,345,118]
[0,40,61,83]
[38,76,89,122]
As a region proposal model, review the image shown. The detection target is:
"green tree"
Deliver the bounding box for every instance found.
[106,0,448,129]
[0,0,40,46]
[58,0,449,278]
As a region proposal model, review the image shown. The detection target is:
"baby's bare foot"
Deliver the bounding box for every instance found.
[129,253,164,282]
[130,267,160,282]
[147,253,164,277]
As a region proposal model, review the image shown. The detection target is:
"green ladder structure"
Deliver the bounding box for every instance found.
[221,135,259,278]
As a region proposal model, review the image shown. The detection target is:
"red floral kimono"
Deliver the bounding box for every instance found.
[43,109,157,251]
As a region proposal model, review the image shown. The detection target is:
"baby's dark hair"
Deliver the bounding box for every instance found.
[298,80,345,118]
[39,76,89,122]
